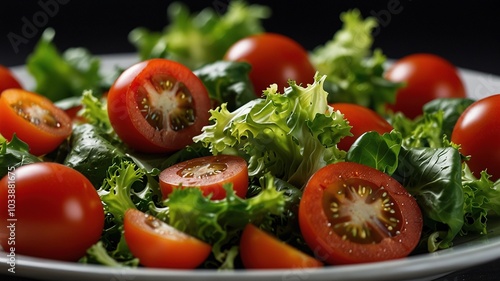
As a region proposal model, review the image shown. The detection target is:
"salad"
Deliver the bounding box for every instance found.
[1,0,500,271]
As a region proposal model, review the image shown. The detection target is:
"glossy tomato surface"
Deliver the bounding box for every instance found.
[332,103,393,151]
[159,154,248,200]
[107,58,211,153]
[299,162,423,265]
[0,65,22,94]
[0,163,104,261]
[451,94,500,180]
[224,33,316,96]
[385,53,466,119]
[124,209,211,269]
[239,224,323,269]
[0,89,72,155]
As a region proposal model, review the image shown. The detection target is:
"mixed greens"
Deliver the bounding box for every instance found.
[2,0,500,270]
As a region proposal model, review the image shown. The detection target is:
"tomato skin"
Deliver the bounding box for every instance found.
[451,94,500,180]
[0,65,23,94]
[0,89,72,156]
[224,33,316,96]
[332,103,393,151]
[159,155,248,200]
[385,53,466,119]
[107,58,211,153]
[124,209,212,269]
[0,163,104,261]
[299,162,422,265]
[239,224,323,269]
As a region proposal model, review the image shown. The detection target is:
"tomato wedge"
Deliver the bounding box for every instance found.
[0,89,72,155]
[299,162,423,265]
[0,65,23,94]
[123,209,212,269]
[239,224,323,269]
[159,155,248,200]
[107,58,211,153]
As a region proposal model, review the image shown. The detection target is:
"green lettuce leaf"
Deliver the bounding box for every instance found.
[129,1,269,69]
[26,28,103,101]
[310,9,401,115]
[194,74,351,188]
[0,135,41,178]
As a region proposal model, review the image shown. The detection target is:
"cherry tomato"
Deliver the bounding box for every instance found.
[299,162,423,265]
[107,58,211,153]
[224,33,316,96]
[451,94,500,180]
[0,163,104,261]
[239,224,323,269]
[0,65,23,94]
[385,53,466,119]
[159,155,248,200]
[0,89,72,156]
[123,209,212,269]
[332,103,393,151]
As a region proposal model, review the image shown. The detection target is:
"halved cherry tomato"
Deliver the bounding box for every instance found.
[224,33,316,96]
[385,53,466,119]
[0,163,104,261]
[332,103,393,151]
[0,89,72,156]
[107,58,211,153]
[0,65,23,94]
[159,155,248,200]
[299,162,423,265]
[239,224,323,269]
[451,94,500,180]
[123,209,212,269]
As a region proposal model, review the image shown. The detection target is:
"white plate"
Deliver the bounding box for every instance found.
[3,54,500,281]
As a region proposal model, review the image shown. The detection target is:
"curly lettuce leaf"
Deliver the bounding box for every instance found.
[194,74,351,188]
[161,173,284,269]
[461,164,500,235]
[310,9,401,115]
[129,1,269,69]
[26,28,103,101]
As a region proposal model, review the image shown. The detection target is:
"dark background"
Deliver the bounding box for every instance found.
[1,0,500,76]
[1,1,500,280]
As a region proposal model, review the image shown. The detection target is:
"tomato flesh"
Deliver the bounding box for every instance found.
[0,89,72,155]
[299,162,423,265]
[107,59,211,153]
[159,155,249,200]
[239,224,323,269]
[0,163,104,261]
[124,209,212,269]
[451,94,500,180]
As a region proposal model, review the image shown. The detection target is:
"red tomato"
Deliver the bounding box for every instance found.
[0,89,72,156]
[0,163,104,261]
[159,155,248,200]
[0,65,23,94]
[299,162,423,265]
[239,224,323,269]
[123,209,211,269]
[332,103,393,151]
[385,53,466,119]
[224,33,316,96]
[107,58,211,153]
[451,94,500,180]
